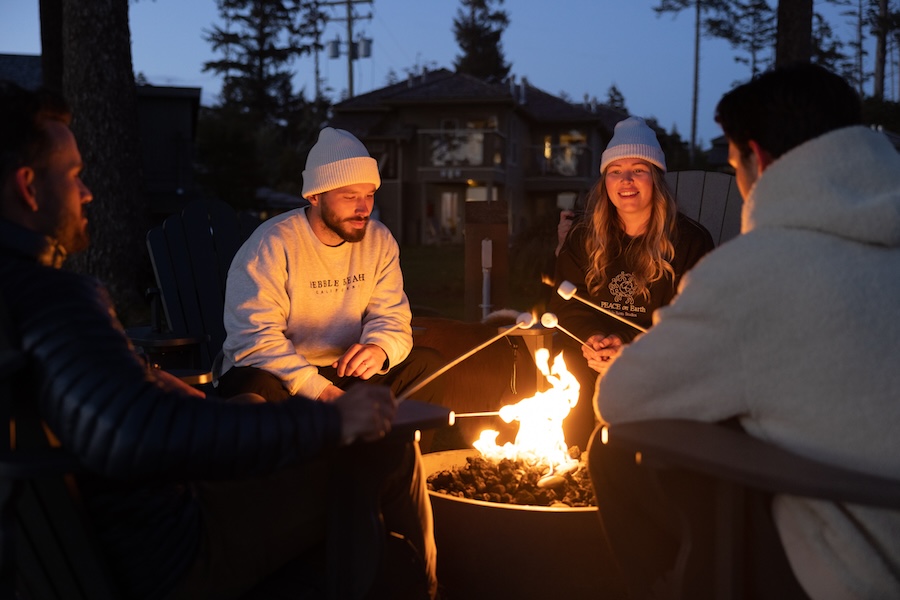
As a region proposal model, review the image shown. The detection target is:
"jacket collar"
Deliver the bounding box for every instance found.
[0,218,68,268]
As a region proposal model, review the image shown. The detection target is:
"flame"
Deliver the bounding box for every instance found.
[473,348,579,473]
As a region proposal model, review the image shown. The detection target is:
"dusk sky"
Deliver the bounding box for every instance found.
[1,1,871,147]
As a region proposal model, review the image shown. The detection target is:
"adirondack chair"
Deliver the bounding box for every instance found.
[587,418,900,598]
[0,289,121,600]
[666,169,742,246]
[143,198,263,376]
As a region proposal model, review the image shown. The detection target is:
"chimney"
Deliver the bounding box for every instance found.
[519,77,528,104]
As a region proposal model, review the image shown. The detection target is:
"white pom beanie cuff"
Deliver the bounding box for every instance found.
[600,117,667,174]
[301,127,381,198]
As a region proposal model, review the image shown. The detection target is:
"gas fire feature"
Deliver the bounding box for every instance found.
[422,450,620,599]
[422,348,622,598]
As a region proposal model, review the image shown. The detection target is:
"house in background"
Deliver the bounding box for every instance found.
[0,53,201,220]
[328,68,627,247]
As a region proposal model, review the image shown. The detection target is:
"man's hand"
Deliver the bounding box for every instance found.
[583,334,624,376]
[556,210,575,256]
[334,383,398,445]
[333,343,388,379]
[318,384,344,403]
[152,367,206,399]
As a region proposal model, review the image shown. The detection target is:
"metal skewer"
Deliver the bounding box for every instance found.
[447,410,501,426]
[397,312,538,402]
[556,280,648,333]
[540,312,589,347]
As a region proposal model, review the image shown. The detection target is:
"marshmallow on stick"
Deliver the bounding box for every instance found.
[556,281,647,333]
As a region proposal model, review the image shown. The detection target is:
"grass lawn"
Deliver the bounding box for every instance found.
[400,244,467,320]
[400,241,552,321]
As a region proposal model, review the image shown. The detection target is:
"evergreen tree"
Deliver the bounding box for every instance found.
[811,11,848,72]
[203,0,321,123]
[707,0,777,77]
[453,0,511,81]
[605,84,628,113]
[199,0,330,210]
[653,0,732,161]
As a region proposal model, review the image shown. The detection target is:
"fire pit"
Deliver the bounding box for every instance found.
[423,450,619,599]
[422,348,622,598]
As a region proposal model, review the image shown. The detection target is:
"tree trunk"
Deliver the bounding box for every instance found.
[874,0,888,100]
[775,0,813,66]
[690,0,699,162]
[38,0,63,91]
[61,0,149,326]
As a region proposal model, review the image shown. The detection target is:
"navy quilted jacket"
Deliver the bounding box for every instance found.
[0,218,342,599]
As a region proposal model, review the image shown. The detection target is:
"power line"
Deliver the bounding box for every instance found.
[319,0,373,98]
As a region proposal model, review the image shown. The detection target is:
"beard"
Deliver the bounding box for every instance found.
[54,205,90,255]
[320,201,369,243]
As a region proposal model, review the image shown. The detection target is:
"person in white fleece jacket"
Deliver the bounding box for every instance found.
[592,64,900,599]
[217,127,443,409]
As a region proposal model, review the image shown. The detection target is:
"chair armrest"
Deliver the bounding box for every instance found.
[594,419,900,509]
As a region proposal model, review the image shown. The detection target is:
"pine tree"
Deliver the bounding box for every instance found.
[203,0,321,123]
[453,0,511,81]
[605,85,628,113]
[707,0,777,77]
[199,0,330,209]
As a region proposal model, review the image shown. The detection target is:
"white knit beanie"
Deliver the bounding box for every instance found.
[301,127,381,198]
[599,117,667,174]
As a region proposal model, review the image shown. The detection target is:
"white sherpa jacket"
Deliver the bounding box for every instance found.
[597,126,900,599]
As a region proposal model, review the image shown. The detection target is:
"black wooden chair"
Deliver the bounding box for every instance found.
[587,420,900,599]
[142,198,263,377]
[666,170,743,246]
[0,291,121,600]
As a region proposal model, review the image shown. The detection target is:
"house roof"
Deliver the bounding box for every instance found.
[0,53,43,89]
[330,68,625,137]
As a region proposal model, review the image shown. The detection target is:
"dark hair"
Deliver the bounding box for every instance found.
[714,63,862,160]
[0,80,72,183]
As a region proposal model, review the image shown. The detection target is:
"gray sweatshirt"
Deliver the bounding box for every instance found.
[220,207,412,399]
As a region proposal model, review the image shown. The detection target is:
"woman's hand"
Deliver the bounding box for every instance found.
[582,334,624,375]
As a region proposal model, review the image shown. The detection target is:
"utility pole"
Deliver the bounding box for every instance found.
[322,0,373,98]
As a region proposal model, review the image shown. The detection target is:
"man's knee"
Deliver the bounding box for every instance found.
[217,366,290,401]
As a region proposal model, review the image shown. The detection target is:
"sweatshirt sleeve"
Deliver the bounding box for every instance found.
[359,234,413,370]
[595,251,748,427]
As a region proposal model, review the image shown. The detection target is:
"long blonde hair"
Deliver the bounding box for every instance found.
[579,165,677,300]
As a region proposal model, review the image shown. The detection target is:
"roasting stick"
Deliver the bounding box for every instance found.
[397,312,538,403]
[556,280,648,334]
[447,411,501,426]
[540,312,589,347]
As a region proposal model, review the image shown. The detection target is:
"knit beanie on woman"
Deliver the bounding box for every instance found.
[599,117,667,174]
[301,127,381,198]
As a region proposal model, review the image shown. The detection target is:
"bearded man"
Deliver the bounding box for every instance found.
[217,127,444,409]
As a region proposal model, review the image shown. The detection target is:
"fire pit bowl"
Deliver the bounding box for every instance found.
[423,449,621,599]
